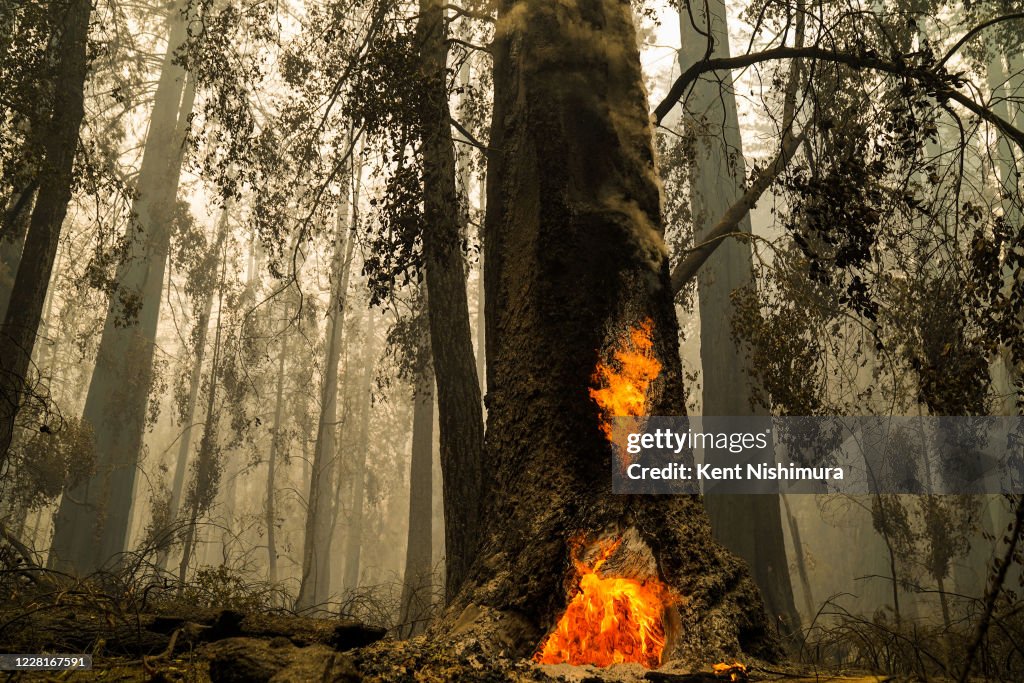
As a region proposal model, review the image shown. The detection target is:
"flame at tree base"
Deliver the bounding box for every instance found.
[533,537,674,669]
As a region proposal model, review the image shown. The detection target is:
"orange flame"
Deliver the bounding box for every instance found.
[712,661,748,681]
[533,537,673,668]
[589,319,661,445]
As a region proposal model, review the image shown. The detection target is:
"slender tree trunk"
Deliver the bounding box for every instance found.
[0,0,92,461]
[157,209,228,571]
[399,318,434,637]
[266,307,289,585]
[342,312,375,593]
[437,0,776,663]
[177,247,227,586]
[47,6,195,573]
[678,0,803,646]
[295,189,356,610]
[415,0,485,602]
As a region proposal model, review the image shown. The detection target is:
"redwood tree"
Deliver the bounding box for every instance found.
[439,0,776,664]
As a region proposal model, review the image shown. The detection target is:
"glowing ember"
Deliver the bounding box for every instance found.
[589,318,661,447]
[712,661,748,681]
[533,537,673,668]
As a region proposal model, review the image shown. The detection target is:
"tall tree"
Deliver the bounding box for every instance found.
[0,0,93,461]
[48,6,194,574]
[398,324,434,636]
[437,0,776,663]
[678,0,803,644]
[415,0,485,601]
[341,311,376,593]
[295,185,357,610]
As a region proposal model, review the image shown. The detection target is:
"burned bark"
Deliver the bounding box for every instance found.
[442,0,777,666]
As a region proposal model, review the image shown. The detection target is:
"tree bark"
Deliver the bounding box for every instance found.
[341,312,376,593]
[0,0,91,461]
[678,0,803,646]
[399,321,435,637]
[296,188,357,610]
[266,306,289,585]
[177,247,227,586]
[48,7,194,574]
[438,0,776,664]
[157,208,228,572]
[415,0,485,602]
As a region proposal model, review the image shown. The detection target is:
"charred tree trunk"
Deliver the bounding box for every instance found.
[0,181,38,323]
[0,0,91,461]
[678,0,803,646]
[440,0,776,665]
[399,317,435,637]
[415,0,485,602]
[296,194,356,610]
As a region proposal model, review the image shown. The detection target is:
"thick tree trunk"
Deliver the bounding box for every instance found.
[48,8,194,574]
[678,0,803,646]
[399,325,435,637]
[415,0,485,602]
[0,0,91,461]
[342,313,376,593]
[296,194,356,610]
[439,0,776,665]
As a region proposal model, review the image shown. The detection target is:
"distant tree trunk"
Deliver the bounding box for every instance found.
[415,0,485,602]
[678,0,803,645]
[266,306,289,585]
[399,318,434,637]
[439,0,776,663]
[295,191,356,610]
[48,8,194,574]
[157,209,228,572]
[0,0,91,461]
[342,313,376,593]
[177,249,227,586]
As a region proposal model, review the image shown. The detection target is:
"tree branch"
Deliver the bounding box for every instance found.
[671,131,804,295]
[652,45,1024,153]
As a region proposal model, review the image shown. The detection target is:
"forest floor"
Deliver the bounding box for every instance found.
[0,601,920,683]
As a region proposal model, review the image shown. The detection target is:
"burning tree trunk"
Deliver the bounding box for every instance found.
[439,0,777,667]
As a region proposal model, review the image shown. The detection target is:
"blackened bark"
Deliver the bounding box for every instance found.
[415,0,485,602]
[440,0,777,664]
[0,0,91,461]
